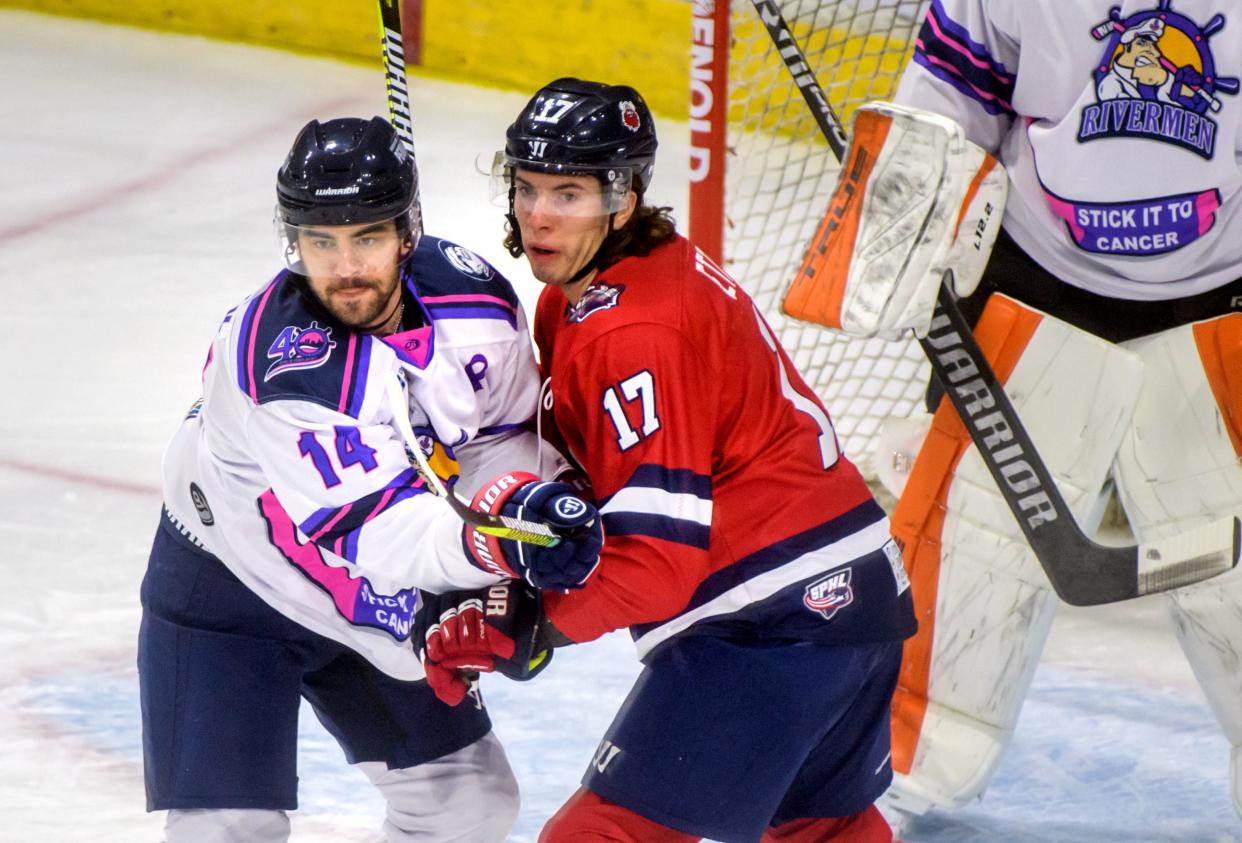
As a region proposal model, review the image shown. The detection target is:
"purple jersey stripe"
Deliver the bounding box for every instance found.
[343,525,361,563]
[422,293,516,309]
[345,335,372,417]
[477,420,529,437]
[299,467,428,547]
[913,0,1016,116]
[259,489,417,640]
[336,333,360,415]
[426,303,518,328]
[241,278,281,402]
[913,52,1017,116]
[925,0,1014,85]
[307,502,353,542]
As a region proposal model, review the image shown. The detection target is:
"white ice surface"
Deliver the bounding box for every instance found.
[0,9,1238,842]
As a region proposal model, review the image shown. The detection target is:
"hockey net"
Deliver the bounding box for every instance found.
[689,0,931,484]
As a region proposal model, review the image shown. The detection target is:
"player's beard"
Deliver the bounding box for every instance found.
[323,277,400,331]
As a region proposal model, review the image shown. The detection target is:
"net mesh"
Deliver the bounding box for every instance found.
[723,0,931,480]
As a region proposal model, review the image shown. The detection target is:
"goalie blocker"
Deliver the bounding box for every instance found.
[784,101,1006,339]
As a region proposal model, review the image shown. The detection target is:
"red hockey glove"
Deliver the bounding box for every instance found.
[413,580,554,706]
[462,472,603,590]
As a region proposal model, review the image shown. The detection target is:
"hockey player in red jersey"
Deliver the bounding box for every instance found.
[483,78,914,842]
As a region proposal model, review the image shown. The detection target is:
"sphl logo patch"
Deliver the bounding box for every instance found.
[804,568,854,620]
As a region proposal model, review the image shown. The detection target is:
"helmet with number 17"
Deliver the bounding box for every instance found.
[492,77,659,217]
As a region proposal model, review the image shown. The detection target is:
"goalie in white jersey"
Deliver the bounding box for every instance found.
[138,116,603,842]
[786,0,1242,828]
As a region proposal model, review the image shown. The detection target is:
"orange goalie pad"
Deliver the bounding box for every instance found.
[782,108,893,329]
[887,294,1043,775]
[1193,313,1242,460]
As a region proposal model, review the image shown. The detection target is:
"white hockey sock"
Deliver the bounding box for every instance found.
[357,730,519,842]
[164,808,290,843]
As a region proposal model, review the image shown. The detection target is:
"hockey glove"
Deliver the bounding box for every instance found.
[412,580,554,706]
[783,102,1006,339]
[463,472,602,590]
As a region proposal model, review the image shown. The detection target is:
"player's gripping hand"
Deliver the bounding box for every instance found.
[413,580,554,706]
[1172,66,1209,113]
[463,472,602,590]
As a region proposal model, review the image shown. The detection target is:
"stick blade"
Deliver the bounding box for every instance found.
[1137,516,1241,595]
[471,515,561,548]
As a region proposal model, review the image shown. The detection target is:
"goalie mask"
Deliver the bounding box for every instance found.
[275,116,422,273]
[491,77,658,217]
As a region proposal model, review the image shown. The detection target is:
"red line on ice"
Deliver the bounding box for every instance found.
[0,95,363,245]
[0,458,160,496]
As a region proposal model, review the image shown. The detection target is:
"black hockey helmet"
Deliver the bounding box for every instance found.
[492,77,658,210]
[275,116,421,271]
[277,116,420,228]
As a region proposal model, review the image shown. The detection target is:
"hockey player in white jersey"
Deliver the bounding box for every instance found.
[138,116,603,842]
[784,0,1242,829]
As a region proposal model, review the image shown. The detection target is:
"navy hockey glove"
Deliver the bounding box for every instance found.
[412,580,554,706]
[463,472,602,590]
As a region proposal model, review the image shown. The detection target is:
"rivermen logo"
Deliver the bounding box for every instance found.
[265,321,336,381]
[1047,2,1237,256]
[1079,2,1239,160]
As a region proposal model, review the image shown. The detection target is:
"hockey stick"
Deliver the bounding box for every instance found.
[373,2,562,549]
[384,380,563,547]
[750,0,1240,605]
[377,0,416,154]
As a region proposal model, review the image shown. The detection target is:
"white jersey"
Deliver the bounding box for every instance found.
[162,236,555,679]
[896,0,1242,300]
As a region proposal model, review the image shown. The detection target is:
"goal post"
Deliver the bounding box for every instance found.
[689,0,931,482]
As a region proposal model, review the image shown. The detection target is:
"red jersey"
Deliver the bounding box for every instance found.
[535,235,915,657]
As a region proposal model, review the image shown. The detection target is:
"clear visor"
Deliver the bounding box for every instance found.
[488,152,634,217]
[273,202,421,275]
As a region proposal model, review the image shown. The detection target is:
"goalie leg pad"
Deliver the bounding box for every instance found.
[889,294,1143,808]
[784,101,1006,339]
[1115,316,1242,815]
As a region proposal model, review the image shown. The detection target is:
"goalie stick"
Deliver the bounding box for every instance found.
[750,0,1240,605]
[373,2,561,549]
